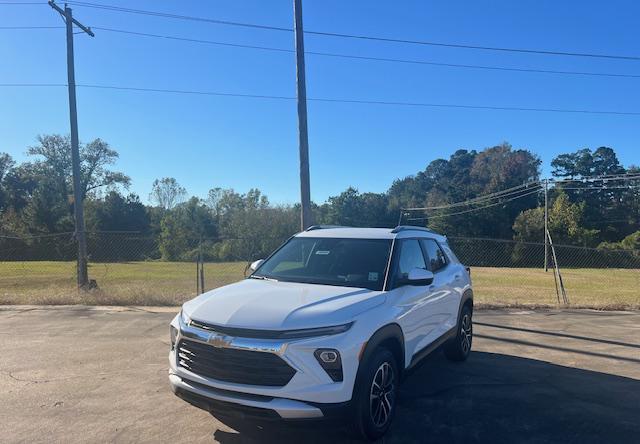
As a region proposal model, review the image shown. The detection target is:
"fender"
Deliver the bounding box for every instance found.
[457,288,474,320]
[352,323,405,398]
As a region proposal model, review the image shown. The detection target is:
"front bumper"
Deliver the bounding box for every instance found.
[169,312,364,420]
[170,374,352,420]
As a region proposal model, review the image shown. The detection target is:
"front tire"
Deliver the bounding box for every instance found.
[352,348,398,441]
[444,303,473,361]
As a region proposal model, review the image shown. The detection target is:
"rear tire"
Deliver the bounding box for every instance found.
[352,348,399,441]
[444,304,473,361]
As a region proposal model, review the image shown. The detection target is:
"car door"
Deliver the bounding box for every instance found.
[391,238,448,362]
[420,238,462,335]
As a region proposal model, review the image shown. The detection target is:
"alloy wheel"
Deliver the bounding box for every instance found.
[369,361,395,428]
[461,313,473,354]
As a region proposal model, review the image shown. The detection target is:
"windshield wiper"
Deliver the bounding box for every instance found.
[249,275,278,282]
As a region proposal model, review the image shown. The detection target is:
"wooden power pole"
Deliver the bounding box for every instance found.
[49,1,94,288]
[293,0,313,230]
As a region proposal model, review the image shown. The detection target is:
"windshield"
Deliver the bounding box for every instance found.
[252,237,392,291]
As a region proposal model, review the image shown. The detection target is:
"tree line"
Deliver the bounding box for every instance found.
[1,135,638,262]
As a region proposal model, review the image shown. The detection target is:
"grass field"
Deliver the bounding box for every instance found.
[0,261,638,309]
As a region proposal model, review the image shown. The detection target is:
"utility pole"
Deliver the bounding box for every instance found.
[544,178,549,272]
[293,0,313,230]
[49,1,94,289]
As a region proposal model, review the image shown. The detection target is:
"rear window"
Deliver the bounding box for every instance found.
[420,239,448,272]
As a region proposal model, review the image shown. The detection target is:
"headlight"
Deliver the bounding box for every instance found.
[279,322,354,339]
[179,309,190,326]
[170,325,178,349]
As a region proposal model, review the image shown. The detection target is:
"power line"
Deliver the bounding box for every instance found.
[79,84,297,100]
[62,1,640,62]
[88,27,640,80]
[404,182,542,211]
[402,173,640,214]
[0,83,67,87]
[551,173,640,183]
[2,82,640,116]
[93,26,294,53]
[307,97,640,116]
[561,185,640,190]
[0,25,63,29]
[307,52,640,80]
[66,1,292,31]
[402,186,542,216]
[305,30,640,62]
[426,188,543,220]
[6,1,640,63]
[6,25,640,80]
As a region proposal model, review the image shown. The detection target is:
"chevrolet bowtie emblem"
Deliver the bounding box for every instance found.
[208,332,232,348]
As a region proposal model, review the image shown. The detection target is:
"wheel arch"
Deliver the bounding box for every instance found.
[354,323,405,397]
[458,288,473,319]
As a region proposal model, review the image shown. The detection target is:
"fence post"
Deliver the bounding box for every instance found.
[199,238,205,295]
[195,253,200,295]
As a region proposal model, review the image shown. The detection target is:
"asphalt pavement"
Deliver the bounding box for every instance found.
[1,306,639,443]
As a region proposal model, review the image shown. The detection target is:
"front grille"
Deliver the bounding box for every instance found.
[177,339,296,387]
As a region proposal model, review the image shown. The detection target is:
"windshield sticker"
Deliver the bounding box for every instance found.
[368,272,379,281]
[315,250,330,255]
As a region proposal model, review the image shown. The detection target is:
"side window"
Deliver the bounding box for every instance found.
[396,239,427,279]
[420,239,448,272]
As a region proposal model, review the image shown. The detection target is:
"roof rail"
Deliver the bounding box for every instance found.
[391,225,435,234]
[305,225,347,232]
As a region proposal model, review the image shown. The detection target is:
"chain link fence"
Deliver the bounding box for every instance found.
[1,232,638,308]
[448,237,640,308]
[0,232,288,306]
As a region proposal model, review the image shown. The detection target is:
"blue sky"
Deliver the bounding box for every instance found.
[1,0,639,204]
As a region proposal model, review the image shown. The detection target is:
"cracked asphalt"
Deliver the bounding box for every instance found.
[1,306,639,443]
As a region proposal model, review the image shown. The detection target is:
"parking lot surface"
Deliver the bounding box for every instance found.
[1,306,639,443]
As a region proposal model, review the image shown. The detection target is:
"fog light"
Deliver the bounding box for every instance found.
[314,348,343,382]
[319,350,338,363]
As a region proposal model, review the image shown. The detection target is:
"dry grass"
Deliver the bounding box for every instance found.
[0,262,638,309]
[0,261,246,306]
[472,267,640,309]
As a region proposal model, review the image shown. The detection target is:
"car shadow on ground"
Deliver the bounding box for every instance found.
[211,350,640,443]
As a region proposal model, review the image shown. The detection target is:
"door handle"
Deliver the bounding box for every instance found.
[454,274,461,280]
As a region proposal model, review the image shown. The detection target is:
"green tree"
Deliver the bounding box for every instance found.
[206,188,297,260]
[26,135,130,199]
[513,192,599,246]
[598,230,640,251]
[551,147,637,242]
[3,135,130,235]
[159,197,217,260]
[0,153,15,212]
[426,143,541,238]
[149,177,187,210]
[551,147,624,178]
[85,191,150,233]
[319,187,395,228]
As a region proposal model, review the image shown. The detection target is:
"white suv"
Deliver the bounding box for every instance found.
[169,226,473,440]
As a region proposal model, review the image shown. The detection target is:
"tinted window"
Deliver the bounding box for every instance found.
[397,239,427,279]
[254,237,392,291]
[421,239,447,271]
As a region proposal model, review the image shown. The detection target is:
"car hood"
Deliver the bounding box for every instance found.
[182,278,385,330]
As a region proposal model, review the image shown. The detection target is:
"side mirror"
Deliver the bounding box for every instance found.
[249,259,264,272]
[402,268,434,286]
